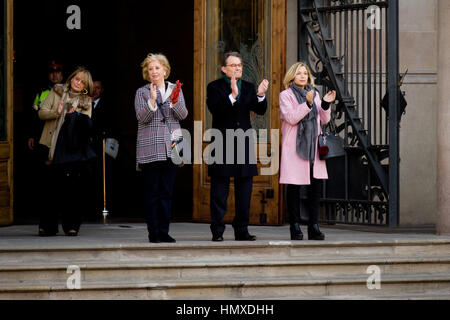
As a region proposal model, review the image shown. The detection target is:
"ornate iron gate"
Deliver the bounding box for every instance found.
[298,0,401,226]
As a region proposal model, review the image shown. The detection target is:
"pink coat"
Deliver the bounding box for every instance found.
[279,88,331,185]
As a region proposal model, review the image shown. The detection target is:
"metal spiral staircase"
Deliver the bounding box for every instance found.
[298,0,401,226]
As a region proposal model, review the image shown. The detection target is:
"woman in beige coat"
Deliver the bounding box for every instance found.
[37,67,94,237]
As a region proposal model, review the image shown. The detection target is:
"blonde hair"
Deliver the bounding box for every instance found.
[65,66,94,96]
[141,53,171,82]
[283,62,315,89]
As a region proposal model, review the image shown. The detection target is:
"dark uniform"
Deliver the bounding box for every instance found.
[87,95,118,220]
[206,77,267,240]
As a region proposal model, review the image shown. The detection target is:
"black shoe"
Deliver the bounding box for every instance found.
[159,234,176,243]
[308,224,325,241]
[235,233,257,241]
[212,234,224,242]
[148,235,160,243]
[38,228,57,237]
[290,223,304,241]
[65,230,79,237]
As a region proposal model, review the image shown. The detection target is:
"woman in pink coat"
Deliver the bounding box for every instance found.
[279,62,336,240]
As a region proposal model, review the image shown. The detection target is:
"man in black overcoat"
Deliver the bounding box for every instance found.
[206,52,269,241]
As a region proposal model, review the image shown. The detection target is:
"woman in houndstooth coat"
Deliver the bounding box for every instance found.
[135,53,188,243]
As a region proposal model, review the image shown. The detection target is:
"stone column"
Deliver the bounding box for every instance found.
[437,0,450,235]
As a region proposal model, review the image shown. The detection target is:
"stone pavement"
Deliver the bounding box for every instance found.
[1,222,450,300]
[0,223,449,249]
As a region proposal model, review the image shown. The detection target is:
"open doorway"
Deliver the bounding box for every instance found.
[13,0,194,223]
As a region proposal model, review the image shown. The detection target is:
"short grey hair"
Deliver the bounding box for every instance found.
[222,52,241,67]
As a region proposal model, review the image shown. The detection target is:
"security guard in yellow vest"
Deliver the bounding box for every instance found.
[24,61,64,228]
[28,61,64,151]
[32,87,51,111]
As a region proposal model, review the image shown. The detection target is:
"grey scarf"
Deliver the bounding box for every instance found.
[291,84,318,166]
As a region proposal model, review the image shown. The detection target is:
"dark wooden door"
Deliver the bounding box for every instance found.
[192,0,286,226]
[11,0,194,222]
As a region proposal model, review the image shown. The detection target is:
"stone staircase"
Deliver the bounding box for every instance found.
[1,239,450,299]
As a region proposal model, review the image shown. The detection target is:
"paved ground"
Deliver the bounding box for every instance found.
[0,222,449,249]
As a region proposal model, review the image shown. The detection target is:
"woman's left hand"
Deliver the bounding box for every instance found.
[67,106,77,114]
[323,90,336,103]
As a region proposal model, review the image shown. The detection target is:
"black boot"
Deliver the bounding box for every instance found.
[290,223,304,241]
[148,234,160,243]
[159,234,176,243]
[308,224,325,240]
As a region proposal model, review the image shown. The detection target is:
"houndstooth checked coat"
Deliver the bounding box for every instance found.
[135,82,188,165]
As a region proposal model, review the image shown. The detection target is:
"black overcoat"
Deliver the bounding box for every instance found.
[52,112,97,165]
[206,78,267,177]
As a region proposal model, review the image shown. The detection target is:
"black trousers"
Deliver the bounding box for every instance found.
[140,161,177,236]
[210,176,253,236]
[31,144,51,219]
[39,161,91,234]
[286,168,323,226]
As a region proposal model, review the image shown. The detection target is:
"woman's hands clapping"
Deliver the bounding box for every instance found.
[305,89,336,106]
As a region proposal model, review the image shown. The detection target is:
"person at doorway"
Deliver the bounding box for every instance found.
[25,61,64,223]
[206,51,269,242]
[279,62,336,241]
[27,61,64,153]
[37,66,94,237]
[135,53,188,243]
[88,79,117,220]
[91,80,116,145]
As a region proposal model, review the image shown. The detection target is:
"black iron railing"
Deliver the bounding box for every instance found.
[298,0,401,226]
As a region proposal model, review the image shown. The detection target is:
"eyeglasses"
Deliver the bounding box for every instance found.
[226,63,243,68]
[73,76,86,85]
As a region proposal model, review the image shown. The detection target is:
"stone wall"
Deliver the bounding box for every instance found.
[398,0,437,226]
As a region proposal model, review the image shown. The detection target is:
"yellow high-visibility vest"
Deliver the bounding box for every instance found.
[33,89,51,109]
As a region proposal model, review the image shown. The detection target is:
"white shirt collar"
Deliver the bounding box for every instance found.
[93,98,101,108]
[160,82,175,103]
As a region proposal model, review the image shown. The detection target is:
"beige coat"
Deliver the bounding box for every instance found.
[38,84,92,158]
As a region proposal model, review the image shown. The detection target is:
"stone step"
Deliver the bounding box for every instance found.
[2,239,450,263]
[267,293,450,300]
[1,273,450,300]
[2,255,450,283]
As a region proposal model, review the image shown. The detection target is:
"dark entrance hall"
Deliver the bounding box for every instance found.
[13,0,194,223]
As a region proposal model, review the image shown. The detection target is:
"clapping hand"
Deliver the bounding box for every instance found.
[323,90,337,103]
[257,79,269,96]
[149,84,157,107]
[170,80,183,104]
[231,73,239,99]
[306,90,315,105]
